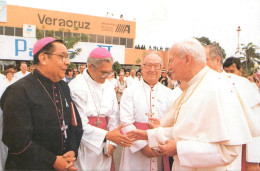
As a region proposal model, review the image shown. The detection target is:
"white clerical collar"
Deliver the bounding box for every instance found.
[187,66,210,87]
[142,79,159,89]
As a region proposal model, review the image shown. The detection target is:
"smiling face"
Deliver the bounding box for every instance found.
[88,61,113,84]
[141,53,162,85]
[43,42,70,82]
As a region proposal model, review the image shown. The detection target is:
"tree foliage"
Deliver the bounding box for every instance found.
[112,61,122,73]
[195,36,226,58]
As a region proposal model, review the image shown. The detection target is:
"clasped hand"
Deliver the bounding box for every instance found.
[53,151,77,171]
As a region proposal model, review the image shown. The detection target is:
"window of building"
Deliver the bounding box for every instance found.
[64,32,71,39]
[120,38,126,46]
[5,26,14,36]
[113,37,119,45]
[45,30,54,37]
[105,36,112,44]
[15,27,23,37]
[55,31,63,39]
[81,34,88,42]
[0,26,3,35]
[97,35,104,44]
[89,34,97,43]
[126,38,133,48]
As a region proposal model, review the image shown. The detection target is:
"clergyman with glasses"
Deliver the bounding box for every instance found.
[68,47,132,171]
[0,37,83,170]
[119,52,177,171]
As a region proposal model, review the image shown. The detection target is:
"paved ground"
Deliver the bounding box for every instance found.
[114,146,123,171]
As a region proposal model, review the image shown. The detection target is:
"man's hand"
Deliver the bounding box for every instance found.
[141,145,157,158]
[62,151,77,170]
[126,129,148,141]
[104,144,115,158]
[106,124,132,147]
[53,156,71,171]
[148,118,160,129]
[158,139,177,156]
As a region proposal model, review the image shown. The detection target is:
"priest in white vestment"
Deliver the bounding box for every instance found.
[119,53,179,171]
[205,45,260,170]
[14,62,30,81]
[127,39,260,171]
[69,47,132,171]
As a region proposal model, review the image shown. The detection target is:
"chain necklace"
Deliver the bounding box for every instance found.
[143,81,158,119]
[83,72,104,127]
[32,72,68,154]
[174,69,210,124]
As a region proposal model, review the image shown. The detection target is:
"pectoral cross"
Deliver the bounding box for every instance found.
[146,111,155,119]
[94,117,102,127]
[61,120,68,139]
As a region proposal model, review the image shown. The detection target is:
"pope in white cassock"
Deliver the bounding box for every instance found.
[119,52,180,171]
[69,47,132,171]
[205,45,260,171]
[127,39,260,171]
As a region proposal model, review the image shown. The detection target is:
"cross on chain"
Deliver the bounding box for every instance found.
[146,111,155,119]
[94,117,102,127]
[61,123,68,139]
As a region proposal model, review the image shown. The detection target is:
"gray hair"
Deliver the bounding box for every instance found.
[142,52,163,65]
[205,45,223,63]
[87,57,113,68]
[173,38,207,63]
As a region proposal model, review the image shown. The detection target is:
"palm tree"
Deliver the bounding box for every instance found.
[236,42,259,75]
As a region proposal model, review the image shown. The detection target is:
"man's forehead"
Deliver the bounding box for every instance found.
[144,54,161,62]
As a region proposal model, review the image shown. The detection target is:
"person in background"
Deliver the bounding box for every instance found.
[73,68,79,77]
[0,37,83,170]
[223,57,242,76]
[14,62,30,81]
[64,68,75,83]
[205,44,260,170]
[116,72,127,104]
[126,69,139,87]
[136,71,142,81]
[79,64,86,74]
[108,71,118,93]
[158,69,168,87]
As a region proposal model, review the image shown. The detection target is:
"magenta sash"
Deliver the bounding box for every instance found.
[134,122,170,171]
[87,116,107,130]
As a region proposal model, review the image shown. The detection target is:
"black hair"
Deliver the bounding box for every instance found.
[223,57,241,70]
[33,40,63,65]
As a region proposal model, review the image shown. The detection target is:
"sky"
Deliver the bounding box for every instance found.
[6,0,260,57]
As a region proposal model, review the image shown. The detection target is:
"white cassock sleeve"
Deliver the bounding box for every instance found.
[120,87,147,153]
[177,141,240,168]
[147,127,241,168]
[246,137,260,163]
[70,89,108,155]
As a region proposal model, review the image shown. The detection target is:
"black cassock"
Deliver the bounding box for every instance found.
[0,69,83,170]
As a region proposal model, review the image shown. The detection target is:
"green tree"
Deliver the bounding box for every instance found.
[112,61,122,73]
[195,36,226,58]
[236,42,259,75]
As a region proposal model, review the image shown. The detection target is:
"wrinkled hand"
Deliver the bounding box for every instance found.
[141,145,157,158]
[106,124,132,147]
[126,129,148,141]
[104,144,115,158]
[62,151,77,170]
[148,118,160,129]
[158,139,177,156]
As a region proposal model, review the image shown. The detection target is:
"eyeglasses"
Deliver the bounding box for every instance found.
[44,53,70,62]
[143,63,162,70]
[101,71,114,78]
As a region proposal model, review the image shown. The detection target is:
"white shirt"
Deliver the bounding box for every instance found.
[14,71,30,81]
[69,70,119,170]
[119,80,177,171]
[126,76,138,88]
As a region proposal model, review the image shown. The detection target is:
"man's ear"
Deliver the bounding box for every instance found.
[38,53,48,65]
[185,54,192,65]
[216,56,221,64]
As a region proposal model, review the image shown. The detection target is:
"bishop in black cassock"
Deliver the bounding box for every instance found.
[0,69,83,170]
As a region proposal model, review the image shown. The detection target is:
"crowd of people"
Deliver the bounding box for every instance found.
[0,37,259,171]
